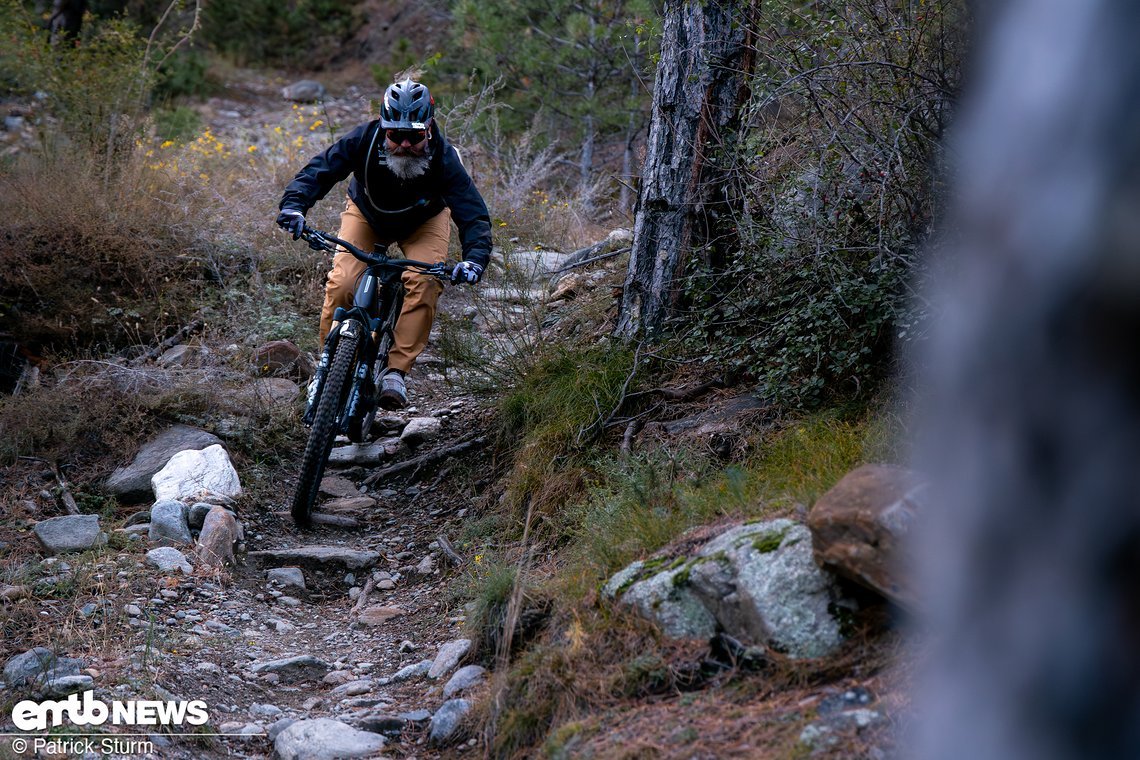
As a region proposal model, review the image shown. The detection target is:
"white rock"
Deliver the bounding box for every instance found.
[152,444,241,502]
[273,718,385,760]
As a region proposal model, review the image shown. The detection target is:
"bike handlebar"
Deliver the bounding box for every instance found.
[300,225,450,279]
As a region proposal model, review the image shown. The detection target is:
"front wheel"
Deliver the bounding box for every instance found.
[291,323,360,527]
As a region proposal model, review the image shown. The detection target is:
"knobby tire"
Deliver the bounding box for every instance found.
[291,326,360,527]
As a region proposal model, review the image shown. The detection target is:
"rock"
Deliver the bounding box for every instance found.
[249,546,381,570]
[357,606,405,627]
[621,564,718,640]
[187,501,235,529]
[253,340,314,380]
[400,709,433,723]
[33,514,106,555]
[249,703,283,719]
[548,272,585,302]
[40,674,93,697]
[323,670,354,686]
[799,707,883,751]
[249,655,332,683]
[352,713,405,735]
[125,509,152,526]
[281,80,327,103]
[157,344,207,368]
[442,665,487,698]
[248,377,300,406]
[390,660,432,682]
[328,439,400,466]
[273,717,386,760]
[428,639,471,680]
[415,555,436,576]
[321,496,375,514]
[400,417,441,447]
[808,463,924,608]
[146,547,192,574]
[611,519,846,658]
[267,567,306,590]
[319,475,359,498]
[428,699,472,746]
[601,560,644,599]
[152,444,241,502]
[267,717,296,742]
[195,506,239,569]
[687,520,845,658]
[148,499,191,547]
[330,678,373,697]
[3,648,83,687]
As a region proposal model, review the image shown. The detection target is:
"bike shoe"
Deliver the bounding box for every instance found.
[378,369,408,410]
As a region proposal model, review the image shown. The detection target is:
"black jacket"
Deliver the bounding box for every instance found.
[279,120,492,269]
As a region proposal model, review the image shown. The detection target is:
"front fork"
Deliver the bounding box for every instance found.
[302,323,342,426]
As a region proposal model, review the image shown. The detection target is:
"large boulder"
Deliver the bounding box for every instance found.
[687,521,845,658]
[608,519,847,658]
[151,444,241,502]
[106,425,221,502]
[808,463,924,609]
[3,648,83,688]
[33,515,106,555]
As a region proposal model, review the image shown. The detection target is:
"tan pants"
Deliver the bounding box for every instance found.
[320,198,450,373]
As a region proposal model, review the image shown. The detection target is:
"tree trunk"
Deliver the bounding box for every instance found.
[615,0,756,338]
[50,0,86,44]
[620,33,642,218]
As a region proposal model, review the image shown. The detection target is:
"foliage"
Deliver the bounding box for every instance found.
[448,0,658,201]
[675,0,967,409]
[152,104,201,141]
[201,0,361,68]
[0,3,152,163]
[154,46,215,100]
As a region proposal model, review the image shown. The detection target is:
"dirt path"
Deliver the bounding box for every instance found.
[155,381,490,758]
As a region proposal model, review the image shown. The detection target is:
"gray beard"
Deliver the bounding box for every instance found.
[386,152,431,180]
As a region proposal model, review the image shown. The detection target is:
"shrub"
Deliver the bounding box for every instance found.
[201,0,361,68]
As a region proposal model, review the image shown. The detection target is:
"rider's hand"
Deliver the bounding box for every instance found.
[276,209,306,240]
[450,261,483,285]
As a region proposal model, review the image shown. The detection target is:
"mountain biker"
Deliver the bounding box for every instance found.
[276,78,492,410]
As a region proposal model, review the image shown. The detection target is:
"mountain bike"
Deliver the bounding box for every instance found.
[291,225,449,527]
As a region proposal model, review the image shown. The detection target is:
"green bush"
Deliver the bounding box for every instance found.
[201,0,361,68]
[154,47,215,100]
[153,104,201,141]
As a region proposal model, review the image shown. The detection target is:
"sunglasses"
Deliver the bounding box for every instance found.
[385,129,428,145]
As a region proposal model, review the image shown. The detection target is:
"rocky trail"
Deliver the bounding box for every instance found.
[2,70,910,760]
[0,69,634,759]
